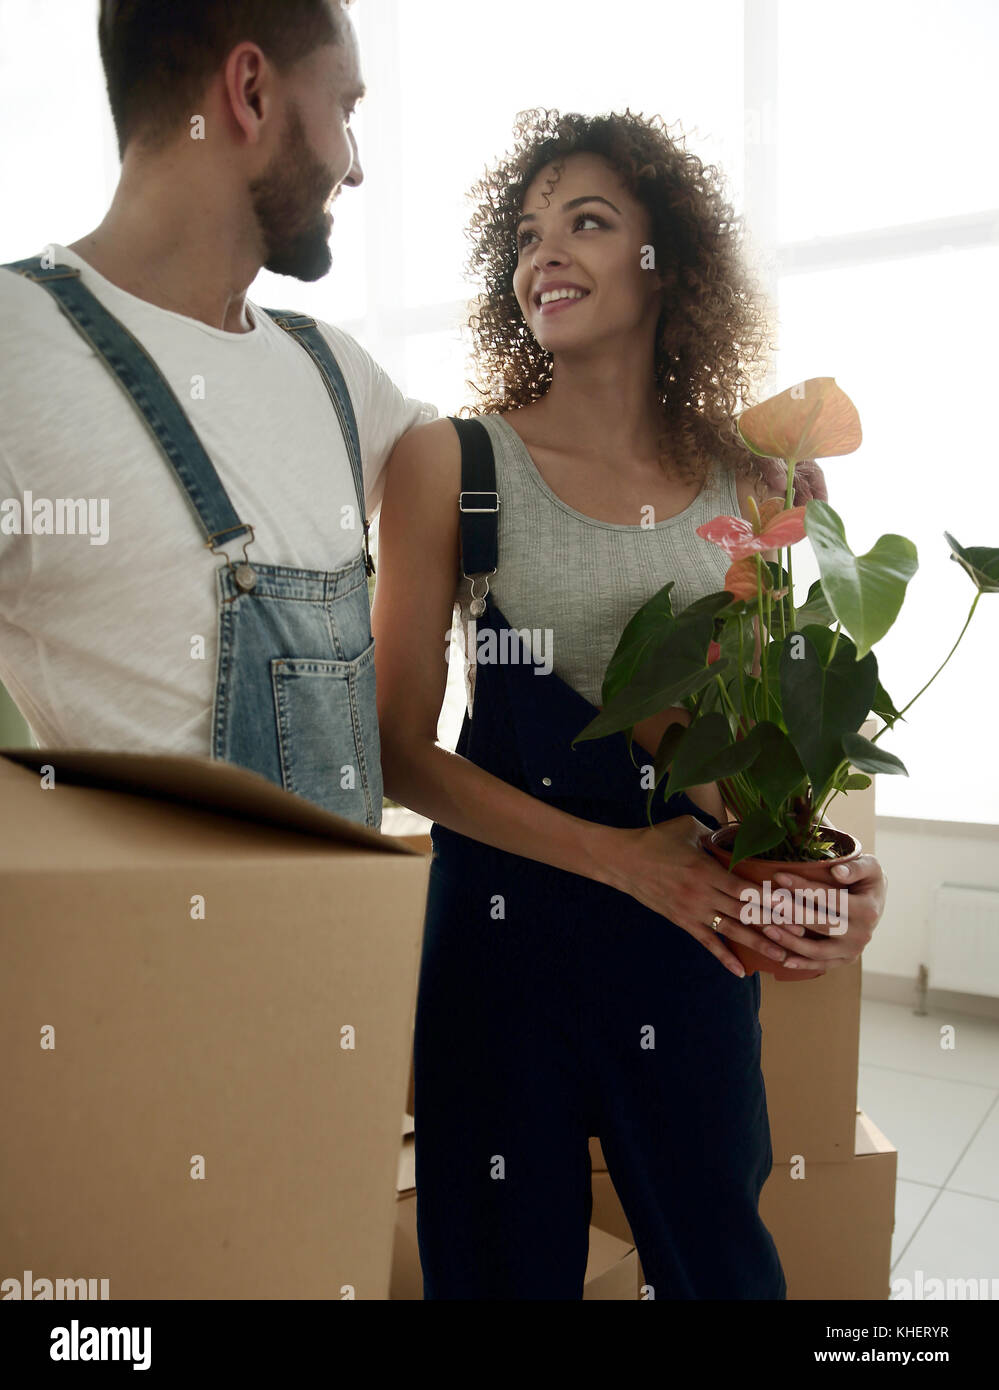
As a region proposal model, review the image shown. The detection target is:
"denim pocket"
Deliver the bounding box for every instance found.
[271,637,383,827]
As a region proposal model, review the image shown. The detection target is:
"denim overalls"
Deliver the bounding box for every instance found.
[3,255,382,827]
[413,419,786,1299]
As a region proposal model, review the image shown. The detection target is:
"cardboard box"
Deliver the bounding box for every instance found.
[0,748,431,1300]
[381,834,429,1118]
[590,1109,897,1300]
[760,959,861,1163]
[390,1192,637,1300]
[759,1107,897,1300]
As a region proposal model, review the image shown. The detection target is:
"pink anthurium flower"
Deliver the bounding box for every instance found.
[696,494,808,561]
[723,555,790,601]
[707,640,722,664]
[737,377,862,462]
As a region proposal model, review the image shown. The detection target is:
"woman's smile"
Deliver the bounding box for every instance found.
[535,284,592,316]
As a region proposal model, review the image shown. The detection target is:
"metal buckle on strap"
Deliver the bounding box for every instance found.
[205,524,258,601]
[459,491,500,513]
[271,314,317,330]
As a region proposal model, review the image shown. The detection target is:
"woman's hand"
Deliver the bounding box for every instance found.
[607,815,792,978]
[756,455,829,504]
[750,853,888,972]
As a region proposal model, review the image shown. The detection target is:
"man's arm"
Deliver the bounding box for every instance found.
[316,322,438,519]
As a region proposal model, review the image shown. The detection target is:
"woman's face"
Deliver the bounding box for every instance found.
[511,151,663,356]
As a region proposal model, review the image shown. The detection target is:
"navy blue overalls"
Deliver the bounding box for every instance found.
[2,254,382,827]
[413,418,786,1299]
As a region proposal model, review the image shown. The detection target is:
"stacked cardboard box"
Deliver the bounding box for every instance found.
[0,748,431,1299]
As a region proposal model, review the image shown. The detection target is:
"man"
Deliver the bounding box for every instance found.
[0,0,434,828]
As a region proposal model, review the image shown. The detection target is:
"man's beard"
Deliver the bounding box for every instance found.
[249,104,338,281]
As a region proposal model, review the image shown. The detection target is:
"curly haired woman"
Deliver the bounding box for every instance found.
[372,109,887,1300]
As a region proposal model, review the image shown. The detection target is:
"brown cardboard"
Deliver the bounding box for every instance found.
[398,1131,415,1194]
[395,834,433,855]
[760,959,861,1162]
[759,1111,897,1300]
[390,1192,638,1300]
[590,1109,897,1300]
[0,748,431,1300]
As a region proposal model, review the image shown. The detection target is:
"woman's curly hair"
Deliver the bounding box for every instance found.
[462,108,777,489]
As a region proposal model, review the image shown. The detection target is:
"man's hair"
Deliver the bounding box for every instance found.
[98,1,350,157]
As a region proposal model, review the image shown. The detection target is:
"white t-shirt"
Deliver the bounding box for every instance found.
[0,243,437,754]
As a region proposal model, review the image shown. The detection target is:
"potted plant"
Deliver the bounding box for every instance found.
[572,378,998,979]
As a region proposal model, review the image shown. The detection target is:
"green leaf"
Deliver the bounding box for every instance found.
[573,612,729,745]
[752,635,785,724]
[679,590,743,620]
[728,673,758,719]
[717,613,747,673]
[741,720,808,813]
[644,720,690,821]
[841,731,908,776]
[730,808,787,869]
[694,680,722,717]
[794,578,834,628]
[653,720,688,785]
[601,582,677,705]
[944,533,999,594]
[661,712,760,804]
[842,773,872,790]
[780,629,878,790]
[805,501,918,658]
[872,677,903,726]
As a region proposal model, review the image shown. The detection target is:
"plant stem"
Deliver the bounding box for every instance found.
[870,591,982,744]
[828,620,841,666]
[756,554,768,703]
[784,457,797,630]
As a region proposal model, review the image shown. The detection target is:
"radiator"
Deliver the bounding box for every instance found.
[930,884,999,997]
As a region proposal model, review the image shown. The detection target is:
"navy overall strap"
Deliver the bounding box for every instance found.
[262,309,373,577]
[1,255,252,556]
[451,416,499,581]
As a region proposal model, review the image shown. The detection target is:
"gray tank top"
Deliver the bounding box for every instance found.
[452,411,742,715]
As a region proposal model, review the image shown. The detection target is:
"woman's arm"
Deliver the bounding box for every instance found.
[371,417,622,887]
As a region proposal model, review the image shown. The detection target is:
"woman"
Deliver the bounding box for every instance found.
[372,110,886,1300]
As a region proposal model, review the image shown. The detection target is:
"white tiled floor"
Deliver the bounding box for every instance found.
[859,998,999,1290]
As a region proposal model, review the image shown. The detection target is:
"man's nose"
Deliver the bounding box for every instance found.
[343,128,364,188]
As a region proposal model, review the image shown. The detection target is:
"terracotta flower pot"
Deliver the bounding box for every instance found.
[705,822,862,982]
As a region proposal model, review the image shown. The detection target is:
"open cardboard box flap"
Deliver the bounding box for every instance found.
[0,746,418,871]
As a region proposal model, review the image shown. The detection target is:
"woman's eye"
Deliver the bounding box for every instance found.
[517,212,606,250]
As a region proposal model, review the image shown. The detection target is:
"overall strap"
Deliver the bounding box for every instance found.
[262,309,373,577]
[450,417,499,614]
[1,256,254,562]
